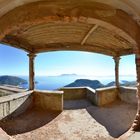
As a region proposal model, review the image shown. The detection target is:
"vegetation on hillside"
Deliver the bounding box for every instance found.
[0,75,27,86]
[65,79,136,89]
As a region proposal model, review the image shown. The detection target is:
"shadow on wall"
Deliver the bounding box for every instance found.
[0,87,137,137]
[0,90,63,135]
[0,92,33,120]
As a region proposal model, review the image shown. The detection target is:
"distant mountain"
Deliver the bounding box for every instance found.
[105,81,116,87]
[59,74,78,77]
[65,79,104,89]
[106,80,136,87]
[64,79,136,89]
[0,75,27,86]
[121,80,136,87]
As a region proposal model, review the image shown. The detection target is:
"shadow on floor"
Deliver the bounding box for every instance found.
[0,99,137,138]
[64,99,137,138]
[86,100,137,138]
[64,99,92,109]
[0,107,60,135]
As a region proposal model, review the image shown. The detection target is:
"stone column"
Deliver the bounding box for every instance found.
[113,56,120,88]
[132,54,140,130]
[27,53,36,90]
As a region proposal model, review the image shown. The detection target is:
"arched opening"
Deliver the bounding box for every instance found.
[0,44,29,87]
[34,51,115,90]
[0,46,138,139]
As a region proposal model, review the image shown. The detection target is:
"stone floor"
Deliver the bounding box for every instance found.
[0,99,137,140]
[128,132,140,140]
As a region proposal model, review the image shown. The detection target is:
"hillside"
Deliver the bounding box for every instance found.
[65,79,136,89]
[0,75,27,86]
[65,79,104,89]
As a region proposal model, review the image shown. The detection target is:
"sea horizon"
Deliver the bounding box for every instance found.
[17,74,136,90]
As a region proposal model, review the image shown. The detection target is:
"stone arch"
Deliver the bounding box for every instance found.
[0,0,140,133]
[0,1,139,50]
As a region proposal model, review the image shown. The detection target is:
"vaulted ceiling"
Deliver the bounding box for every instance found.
[0,0,140,56]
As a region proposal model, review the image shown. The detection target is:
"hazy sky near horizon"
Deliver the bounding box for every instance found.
[0,44,136,77]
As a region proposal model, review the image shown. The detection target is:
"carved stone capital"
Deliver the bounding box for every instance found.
[113,56,121,64]
[27,53,36,59]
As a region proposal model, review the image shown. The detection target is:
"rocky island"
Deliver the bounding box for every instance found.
[65,79,136,89]
[0,75,27,86]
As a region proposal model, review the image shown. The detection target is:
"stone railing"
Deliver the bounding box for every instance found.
[0,89,64,120]
[0,85,26,92]
[59,87,87,100]
[0,86,137,121]
[95,86,118,106]
[119,86,137,105]
[60,86,118,106]
[86,87,97,105]
[0,90,33,120]
[34,90,64,111]
[0,85,26,97]
[60,86,137,106]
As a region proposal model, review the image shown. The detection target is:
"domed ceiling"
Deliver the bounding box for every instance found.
[0,0,140,56]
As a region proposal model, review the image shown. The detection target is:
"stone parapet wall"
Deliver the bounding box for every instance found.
[0,91,33,120]
[95,87,118,106]
[59,87,87,100]
[60,87,118,106]
[86,87,97,105]
[34,90,63,112]
[119,87,137,105]
[60,86,137,106]
[0,85,26,93]
[0,85,26,97]
[0,86,137,121]
[0,89,63,120]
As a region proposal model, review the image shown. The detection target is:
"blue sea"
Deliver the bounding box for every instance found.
[20,75,136,90]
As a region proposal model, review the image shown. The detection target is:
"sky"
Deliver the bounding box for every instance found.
[0,43,136,77]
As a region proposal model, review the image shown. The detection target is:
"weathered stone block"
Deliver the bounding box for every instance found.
[34,90,63,112]
[96,87,118,106]
[119,87,137,105]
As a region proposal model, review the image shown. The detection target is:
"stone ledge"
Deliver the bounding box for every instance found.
[34,90,63,94]
[0,90,33,103]
[96,86,116,91]
[0,91,33,120]
[0,85,26,93]
[60,86,118,106]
